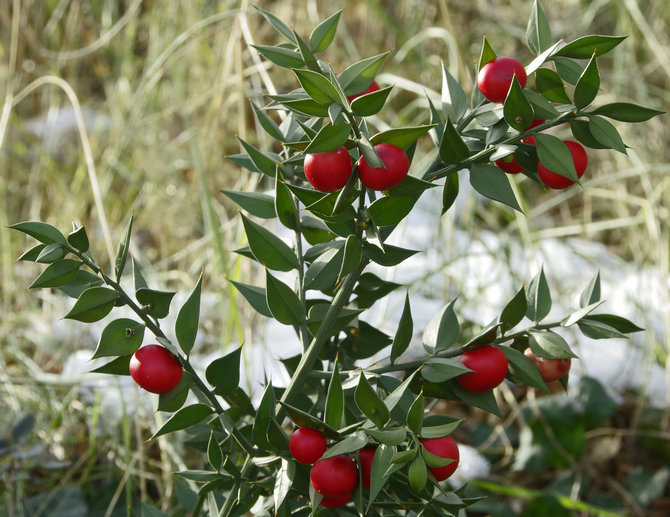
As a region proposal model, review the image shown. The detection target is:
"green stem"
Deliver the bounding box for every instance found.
[219,456,254,517]
[292,216,310,352]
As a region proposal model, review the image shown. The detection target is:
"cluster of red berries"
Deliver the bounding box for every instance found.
[289,427,459,508]
[477,56,589,190]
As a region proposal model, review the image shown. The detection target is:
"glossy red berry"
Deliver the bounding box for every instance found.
[457,345,509,393]
[537,140,588,189]
[359,446,377,489]
[289,428,327,465]
[304,146,353,193]
[347,80,380,102]
[524,348,572,382]
[420,435,460,481]
[357,143,410,191]
[320,493,352,508]
[310,455,358,497]
[129,344,183,394]
[495,155,524,174]
[477,57,527,103]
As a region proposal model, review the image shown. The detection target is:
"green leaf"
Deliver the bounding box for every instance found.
[469,163,523,212]
[241,214,299,271]
[441,173,459,214]
[175,274,202,355]
[588,115,627,154]
[439,118,470,165]
[355,373,390,429]
[451,381,501,416]
[478,35,497,70]
[441,62,468,121]
[67,226,89,253]
[529,330,577,359]
[57,269,103,298]
[220,190,276,219]
[522,495,572,517]
[391,294,413,364]
[207,431,223,471]
[251,101,284,141]
[339,52,390,96]
[583,314,643,333]
[367,444,394,510]
[338,235,362,283]
[421,358,470,383]
[29,259,82,288]
[157,372,191,412]
[132,258,147,291]
[363,428,407,446]
[423,298,460,352]
[407,392,424,435]
[64,287,118,322]
[408,455,427,492]
[351,86,393,117]
[150,404,214,440]
[89,354,132,376]
[569,119,608,149]
[115,214,133,282]
[92,318,145,358]
[552,56,583,85]
[237,138,282,178]
[362,242,419,267]
[277,401,340,440]
[500,345,549,392]
[574,54,600,109]
[205,346,242,397]
[274,459,295,511]
[18,244,47,262]
[526,0,552,55]
[561,300,604,327]
[370,125,435,149]
[503,77,534,131]
[136,288,175,319]
[554,35,627,59]
[500,286,527,332]
[275,179,298,231]
[9,221,67,245]
[368,196,415,227]
[275,98,330,117]
[580,271,601,308]
[229,281,272,318]
[294,69,341,106]
[526,267,551,322]
[322,431,368,460]
[535,68,571,104]
[304,247,342,291]
[309,10,341,52]
[292,29,320,72]
[303,123,351,154]
[422,446,456,469]
[590,102,665,123]
[344,322,393,360]
[535,134,578,181]
[266,270,304,326]
[420,420,460,439]
[35,243,67,263]
[307,303,362,339]
[324,361,343,429]
[577,319,629,340]
[253,6,296,43]
[253,382,276,450]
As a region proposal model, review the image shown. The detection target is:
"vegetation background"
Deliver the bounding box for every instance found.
[1,0,668,515]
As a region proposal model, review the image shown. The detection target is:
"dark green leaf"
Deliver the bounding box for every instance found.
[577,319,628,340]
[266,270,304,326]
[277,401,341,440]
[535,68,571,104]
[322,431,368,460]
[421,358,470,383]
[35,243,67,263]
[451,381,501,416]
[115,214,133,282]
[325,361,343,429]
[57,269,103,298]
[29,259,82,288]
[408,455,427,492]
[294,69,340,105]
[353,272,401,308]
[503,76,534,131]
[150,404,214,439]
[362,242,419,267]
[422,446,456,468]
[500,345,549,392]
[67,226,89,253]
[583,314,643,333]
[64,286,118,322]
[588,115,627,154]
[292,29,320,72]
[500,286,527,332]
[407,392,424,435]
[237,138,282,178]
[439,118,470,164]
[136,288,175,319]
[591,102,664,123]
[574,54,600,109]
[469,163,523,212]
[157,372,191,412]
[338,235,362,283]
[343,322,392,360]
[251,101,284,141]
[220,190,276,219]
[554,35,627,59]
[355,373,390,429]
[175,274,202,355]
[391,293,413,364]
[93,318,145,358]
[535,134,578,181]
[363,428,406,446]
[89,354,131,376]
[253,7,296,42]
[580,271,601,308]
[441,173,459,214]
[526,267,552,322]
[301,216,337,245]
[18,244,47,262]
[351,86,393,117]
[478,35,497,70]
[9,221,67,245]
[420,420,460,439]
[309,10,341,52]
[525,89,561,118]
[526,0,552,55]
[529,330,577,358]
[561,301,604,327]
[253,382,275,450]
[230,281,272,318]
[274,459,295,511]
[303,123,351,154]
[205,346,242,397]
[275,98,330,117]
[339,52,390,96]
[368,196,415,226]
[275,179,298,231]
[441,62,468,121]
[358,133,384,168]
[304,247,342,291]
[241,214,299,271]
[207,432,223,471]
[367,444,394,510]
[570,119,608,149]
[551,56,583,85]
[423,298,460,352]
[307,303,362,339]
[370,125,435,149]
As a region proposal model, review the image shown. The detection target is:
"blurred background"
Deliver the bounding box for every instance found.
[1,0,668,515]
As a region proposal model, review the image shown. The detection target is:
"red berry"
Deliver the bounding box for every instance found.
[320,493,352,508]
[359,446,377,489]
[347,80,380,102]
[524,348,572,382]
[420,436,460,481]
[129,344,183,394]
[310,455,358,497]
[357,143,410,191]
[477,57,527,103]
[304,146,353,193]
[495,155,524,174]
[523,119,545,145]
[289,428,327,465]
[457,345,509,393]
[537,140,588,189]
